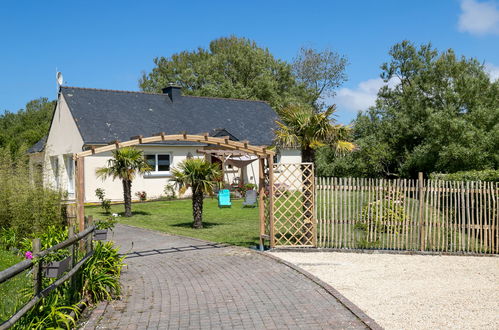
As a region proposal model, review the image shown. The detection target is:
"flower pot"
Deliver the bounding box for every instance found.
[43,256,71,278]
[93,229,108,241]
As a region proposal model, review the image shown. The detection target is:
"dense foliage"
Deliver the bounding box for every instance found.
[0,98,55,158]
[292,47,348,110]
[319,41,499,178]
[430,169,499,182]
[14,241,124,329]
[0,150,64,242]
[140,36,313,109]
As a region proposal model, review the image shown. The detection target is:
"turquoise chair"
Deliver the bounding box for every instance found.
[218,189,232,208]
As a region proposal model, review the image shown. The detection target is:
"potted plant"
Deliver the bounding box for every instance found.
[93,217,117,241]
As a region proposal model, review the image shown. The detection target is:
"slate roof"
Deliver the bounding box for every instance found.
[27,136,47,153]
[60,87,279,146]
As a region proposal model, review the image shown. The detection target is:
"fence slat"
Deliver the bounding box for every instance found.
[315,177,497,254]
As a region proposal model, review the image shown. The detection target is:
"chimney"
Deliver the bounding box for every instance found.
[162,84,182,101]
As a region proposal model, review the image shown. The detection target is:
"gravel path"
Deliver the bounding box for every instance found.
[83,225,374,329]
[271,251,499,330]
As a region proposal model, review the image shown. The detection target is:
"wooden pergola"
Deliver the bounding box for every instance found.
[73,133,276,249]
[197,149,258,186]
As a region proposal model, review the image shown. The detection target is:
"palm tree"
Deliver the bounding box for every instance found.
[96,147,150,217]
[275,103,354,243]
[274,103,354,162]
[171,158,222,229]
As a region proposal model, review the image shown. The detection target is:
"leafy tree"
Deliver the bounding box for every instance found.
[274,104,354,163]
[95,147,151,217]
[292,47,348,110]
[321,41,499,178]
[0,98,55,157]
[171,158,222,229]
[139,36,311,109]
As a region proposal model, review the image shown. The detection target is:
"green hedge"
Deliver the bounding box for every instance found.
[429,169,499,182]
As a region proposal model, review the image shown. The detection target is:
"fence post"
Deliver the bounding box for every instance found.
[418,172,425,251]
[32,238,42,295]
[68,224,76,303]
[86,215,93,254]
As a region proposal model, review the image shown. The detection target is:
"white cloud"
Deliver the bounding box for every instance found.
[331,78,397,113]
[485,62,499,80]
[458,0,499,36]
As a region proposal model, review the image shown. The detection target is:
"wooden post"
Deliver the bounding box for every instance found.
[75,157,85,233]
[268,156,275,248]
[418,172,425,251]
[86,216,93,254]
[32,238,42,295]
[258,157,265,251]
[68,224,76,303]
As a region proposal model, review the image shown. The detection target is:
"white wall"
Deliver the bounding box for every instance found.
[42,94,83,198]
[85,146,204,202]
[279,148,302,164]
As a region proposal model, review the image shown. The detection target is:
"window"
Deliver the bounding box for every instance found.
[50,156,59,189]
[145,154,171,173]
[64,155,75,195]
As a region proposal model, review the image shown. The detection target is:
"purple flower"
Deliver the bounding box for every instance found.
[25,251,33,260]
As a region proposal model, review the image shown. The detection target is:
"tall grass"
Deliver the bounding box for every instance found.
[0,149,64,245]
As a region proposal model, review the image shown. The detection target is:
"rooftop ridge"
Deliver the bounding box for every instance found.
[60,86,269,104]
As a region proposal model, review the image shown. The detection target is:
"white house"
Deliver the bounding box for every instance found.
[28,86,301,203]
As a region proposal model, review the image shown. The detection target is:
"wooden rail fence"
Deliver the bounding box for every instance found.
[315,175,498,254]
[0,217,96,329]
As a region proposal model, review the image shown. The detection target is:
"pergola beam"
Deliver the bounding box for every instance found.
[75,134,273,159]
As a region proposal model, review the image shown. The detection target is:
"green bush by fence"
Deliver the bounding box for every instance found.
[430,169,499,182]
[0,150,64,245]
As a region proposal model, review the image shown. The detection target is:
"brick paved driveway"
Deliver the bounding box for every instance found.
[83,224,374,329]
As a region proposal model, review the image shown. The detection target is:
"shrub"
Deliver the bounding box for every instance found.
[135,191,147,202]
[80,241,125,302]
[430,169,499,182]
[236,183,257,197]
[0,150,64,242]
[355,190,409,245]
[163,183,177,200]
[95,188,111,214]
[14,240,124,329]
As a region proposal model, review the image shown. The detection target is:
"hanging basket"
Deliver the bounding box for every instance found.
[93,229,108,241]
[43,256,71,278]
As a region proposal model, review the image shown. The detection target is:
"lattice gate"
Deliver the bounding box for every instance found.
[268,163,317,247]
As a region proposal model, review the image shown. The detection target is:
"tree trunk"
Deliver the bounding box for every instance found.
[122,179,132,217]
[192,187,204,229]
[302,147,315,163]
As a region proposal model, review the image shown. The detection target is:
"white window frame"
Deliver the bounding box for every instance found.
[144,153,172,177]
[64,155,75,195]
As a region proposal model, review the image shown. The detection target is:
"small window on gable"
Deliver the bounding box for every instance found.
[145,154,171,173]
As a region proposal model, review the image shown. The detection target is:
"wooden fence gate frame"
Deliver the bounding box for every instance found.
[72,133,276,249]
[266,162,317,248]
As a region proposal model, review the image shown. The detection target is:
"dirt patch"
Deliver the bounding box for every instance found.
[271,251,499,330]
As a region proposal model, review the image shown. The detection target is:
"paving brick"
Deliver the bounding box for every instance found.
[83,225,369,329]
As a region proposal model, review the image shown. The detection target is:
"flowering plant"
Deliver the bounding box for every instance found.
[135,191,147,201]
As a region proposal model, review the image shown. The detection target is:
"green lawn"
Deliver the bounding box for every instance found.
[0,249,31,323]
[85,198,261,247]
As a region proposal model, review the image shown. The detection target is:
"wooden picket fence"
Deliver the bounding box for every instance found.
[316,175,498,254]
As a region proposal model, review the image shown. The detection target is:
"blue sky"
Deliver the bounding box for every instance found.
[1,0,498,124]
